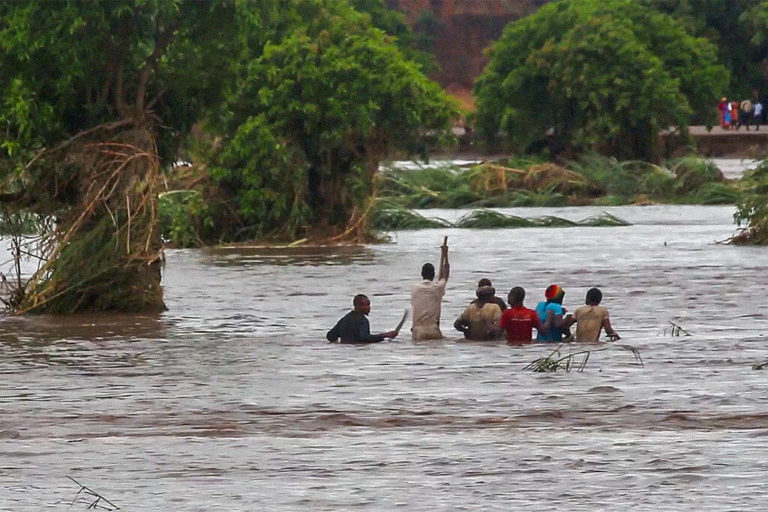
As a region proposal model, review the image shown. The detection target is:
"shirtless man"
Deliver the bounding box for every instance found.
[411,240,449,340]
[327,294,398,343]
[569,287,620,342]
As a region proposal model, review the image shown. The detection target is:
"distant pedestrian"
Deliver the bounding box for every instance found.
[718,97,729,128]
[739,99,752,131]
[753,101,764,131]
[731,101,740,129]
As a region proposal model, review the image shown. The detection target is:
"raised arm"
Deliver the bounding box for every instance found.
[438,237,449,281]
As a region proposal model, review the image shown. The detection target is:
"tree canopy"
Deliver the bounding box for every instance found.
[642,0,768,99]
[473,0,728,160]
[206,0,455,241]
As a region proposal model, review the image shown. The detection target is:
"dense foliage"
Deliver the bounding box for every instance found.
[473,0,728,161]
[206,0,455,241]
[643,0,768,100]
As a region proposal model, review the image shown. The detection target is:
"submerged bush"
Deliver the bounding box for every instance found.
[370,202,450,230]
[378,154,741,210]
[693,183,742,205]
[670,156,724,193]
[454,209,537,228]
[732,160,768,244]
[379,166,481,208]
[159,190,214,247]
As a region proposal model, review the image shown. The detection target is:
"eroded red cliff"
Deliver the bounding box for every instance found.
[386,0,550,108]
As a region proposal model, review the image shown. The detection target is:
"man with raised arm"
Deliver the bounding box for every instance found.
[327,294,397,343]
[411,238,450,340]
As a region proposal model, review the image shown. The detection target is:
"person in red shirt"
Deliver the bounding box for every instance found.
[499,286,541,344]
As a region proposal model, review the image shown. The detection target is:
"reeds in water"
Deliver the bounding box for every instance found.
[524,343,644,372]
[372,204,632,231]
[370,203,450,230]
[665,321,691,336]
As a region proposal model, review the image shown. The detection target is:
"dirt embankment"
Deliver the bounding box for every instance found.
[386,0,551,107]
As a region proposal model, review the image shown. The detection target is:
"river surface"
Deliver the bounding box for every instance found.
[1,205,768,511]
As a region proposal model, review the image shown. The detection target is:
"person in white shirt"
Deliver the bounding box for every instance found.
[753,101,764,131]
[410,242,449,340]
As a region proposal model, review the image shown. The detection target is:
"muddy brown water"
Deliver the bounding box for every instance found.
[1,204,767,510]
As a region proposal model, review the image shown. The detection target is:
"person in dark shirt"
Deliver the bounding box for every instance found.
[327,294,398,343]
[470,278,507,311]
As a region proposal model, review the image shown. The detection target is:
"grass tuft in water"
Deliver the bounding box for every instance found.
[370,202,451,230]
[454,209,534,228]
[577,212,632,226]
[524,343,644,372]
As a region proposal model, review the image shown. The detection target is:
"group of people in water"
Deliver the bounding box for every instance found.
[718,97,764,130]
[327,243,620,344]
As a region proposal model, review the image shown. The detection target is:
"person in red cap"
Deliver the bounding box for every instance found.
[535,284,569,342]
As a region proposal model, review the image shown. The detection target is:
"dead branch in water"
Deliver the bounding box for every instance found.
[66,475,120,510]
[524,343,644,373]
[665,321,692,336]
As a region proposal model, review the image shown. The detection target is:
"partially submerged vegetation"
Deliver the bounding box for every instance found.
[369,206,630,231]
[375,154,741,210]
[524,343,644,373]
[731,160,768,245]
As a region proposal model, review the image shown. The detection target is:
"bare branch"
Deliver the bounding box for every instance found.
[135,24,178,115]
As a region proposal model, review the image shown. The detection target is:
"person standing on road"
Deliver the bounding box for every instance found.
[739,99,753,131]
[753,101,763,131]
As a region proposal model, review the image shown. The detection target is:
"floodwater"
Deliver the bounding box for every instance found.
[2,204,768,511]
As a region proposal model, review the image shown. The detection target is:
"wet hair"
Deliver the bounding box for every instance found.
[478,278,492,287]
[586,287,602,305]
[421,263,435,280]
[508,286,525,305]
[353,294,369,308]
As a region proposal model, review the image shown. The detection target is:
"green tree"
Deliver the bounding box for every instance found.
[473,0,727,161]
[643,0,766,99]
[348,0,437,73]
[209,0,455,241]
[0,0,242,312]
